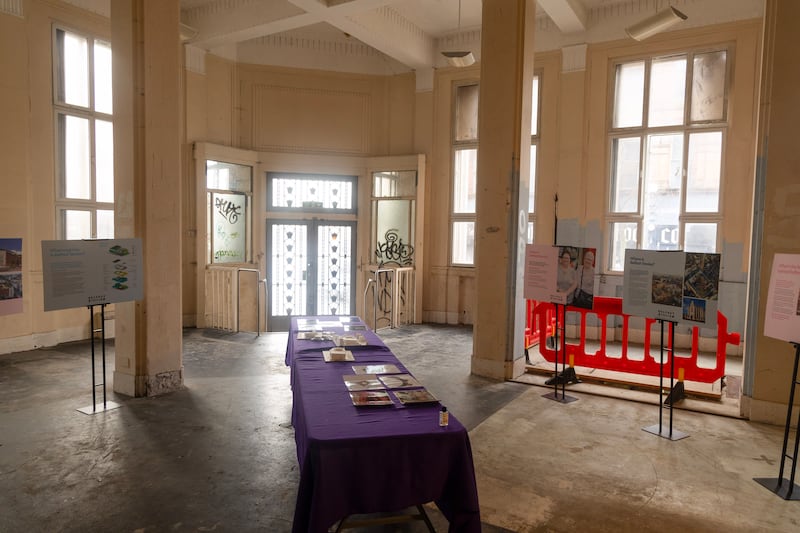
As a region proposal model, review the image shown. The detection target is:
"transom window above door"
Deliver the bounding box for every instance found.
[268,174,357,213]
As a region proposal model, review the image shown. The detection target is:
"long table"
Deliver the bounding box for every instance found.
[286,316,481,532]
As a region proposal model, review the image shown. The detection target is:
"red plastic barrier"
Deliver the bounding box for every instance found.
[527,296,741,384]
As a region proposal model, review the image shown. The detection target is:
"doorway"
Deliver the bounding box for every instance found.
[267,220,356,330]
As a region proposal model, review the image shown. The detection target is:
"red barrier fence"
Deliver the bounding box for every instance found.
[525,296,741,384]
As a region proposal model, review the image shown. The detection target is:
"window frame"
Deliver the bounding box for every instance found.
[450,80,480,267]
[605,46,731,272]
[53,24,114,240]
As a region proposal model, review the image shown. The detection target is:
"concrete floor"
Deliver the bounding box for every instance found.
[0,324,798,532]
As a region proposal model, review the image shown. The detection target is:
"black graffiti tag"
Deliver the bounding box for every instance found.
[215,197,242,224]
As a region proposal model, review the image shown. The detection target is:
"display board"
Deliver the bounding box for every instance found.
[41,239,144,311]
[524,244,596,309]
[622,249,720,328]
[0,238,23,315]
[764,253,800,343]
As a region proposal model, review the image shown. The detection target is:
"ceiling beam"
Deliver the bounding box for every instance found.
[537,0,588,33]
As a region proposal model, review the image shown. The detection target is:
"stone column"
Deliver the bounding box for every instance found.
[111,0,184,396]
[745,0,800,423]
[472,0,535,379]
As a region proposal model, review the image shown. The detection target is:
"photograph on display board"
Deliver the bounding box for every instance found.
[524,244,596,308]
[0,238,23,316]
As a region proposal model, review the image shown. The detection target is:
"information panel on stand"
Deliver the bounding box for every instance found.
[764,253,800,343]
[621,249,720,328]
[41,239,144,311]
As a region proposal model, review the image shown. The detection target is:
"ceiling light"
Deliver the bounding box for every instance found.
[442,50,475,68]
[625,6,687,41]
[441,0,474,67]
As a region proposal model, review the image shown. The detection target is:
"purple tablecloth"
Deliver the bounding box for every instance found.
[287,316,481,533]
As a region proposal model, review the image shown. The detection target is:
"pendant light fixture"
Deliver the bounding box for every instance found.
[441,0,475,67]
[625,5,688,41]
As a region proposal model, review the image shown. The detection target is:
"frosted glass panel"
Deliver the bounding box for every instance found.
[453,149,477,213]
[271,177,353,210]
[686,131,722,212]
[452,221,474,265]
[97,210,114,239]
[610,137,641,213]
[271,224,308,317]
[375,200,414,266]
[96,120,114,202]
[65,210,91,240]
[684,223,717,253]
[212,192,247,263]
[63,114,91,199]
[454,84,479,142]
[648,57,687,127]
[691,51,726,122]
[94,40,113,114]
[61,30,89,108]
[317,225,353,316]
[613,62,644,128]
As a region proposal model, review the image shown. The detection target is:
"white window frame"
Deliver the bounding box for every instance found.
[606,47,730,272]
[53,25,114,240]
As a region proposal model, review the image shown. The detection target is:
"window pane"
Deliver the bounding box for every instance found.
[372,170,416,198]
[684,223,717,253]
[97,209,114,239]
[610,137,641,213]
[609,222,638,271]
[62,31,89,108]
[686,131,722,212]
[527,221,534,244]
[453,149,477,213]
[691,51,726,122]
[64,210,91,240]
[648,57,687,127]
[94,40,113,114]
[531,75,539,136]
[376,199,413,263]
[206,160,252,192]
[643,134,683,250]
[613,62,644,128]
[451,221,474,265]
[454,84,479,142]
[64,115,91,199]
[212,192,247,263]
[96,120,114,202]
[271,176,354,210]
[528,144,537,213]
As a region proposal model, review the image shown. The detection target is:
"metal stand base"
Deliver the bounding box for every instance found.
[77,400,122,415]
[754,477,800,500]
[642,423,689,441]
[542,391,578,403]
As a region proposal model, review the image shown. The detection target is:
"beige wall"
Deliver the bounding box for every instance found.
[0,1,110,352]
[0,1,783,421]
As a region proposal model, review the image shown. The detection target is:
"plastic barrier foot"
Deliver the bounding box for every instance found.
[664,381,686,406]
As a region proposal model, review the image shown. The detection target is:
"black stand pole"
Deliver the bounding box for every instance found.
[643,320,687,440]
[77,304,121,415]
[755,341,800,500]
[543,303,577,404]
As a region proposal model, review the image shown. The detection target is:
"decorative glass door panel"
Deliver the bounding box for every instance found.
[316,225,353,316]
[267,220,356,331]
[269,223,308,321]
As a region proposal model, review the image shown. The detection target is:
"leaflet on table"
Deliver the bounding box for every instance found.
[621,249,720,328]
[342,374,384,391]
[764,253,800,343]
[349,390,394,406]
[378,374,422,389]
[393,389,438,404]
[352,364,401,375]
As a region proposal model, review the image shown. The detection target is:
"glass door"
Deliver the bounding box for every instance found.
[267,220,356,331]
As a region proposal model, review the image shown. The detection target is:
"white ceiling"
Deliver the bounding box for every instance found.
[62,0,766,74]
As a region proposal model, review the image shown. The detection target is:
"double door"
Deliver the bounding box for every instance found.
[267,219,356,331]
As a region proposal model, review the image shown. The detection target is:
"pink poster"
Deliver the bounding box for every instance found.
[0,238,23,315]
[764,253,800,343]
